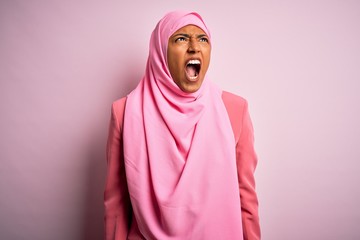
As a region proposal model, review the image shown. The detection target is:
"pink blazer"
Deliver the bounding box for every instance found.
[104,91,261,240]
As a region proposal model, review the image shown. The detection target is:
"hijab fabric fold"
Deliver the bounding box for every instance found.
[123,11,244,239]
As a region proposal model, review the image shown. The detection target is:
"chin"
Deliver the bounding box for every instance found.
[183,89,197,93]
[174,77,203,93]
[181,84,202,93]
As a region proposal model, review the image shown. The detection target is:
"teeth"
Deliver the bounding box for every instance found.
[187,59,200,65]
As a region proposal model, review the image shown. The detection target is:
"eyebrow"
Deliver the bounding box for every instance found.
[172,33,208,38]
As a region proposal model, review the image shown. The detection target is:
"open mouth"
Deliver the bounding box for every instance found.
[185,59,201,80]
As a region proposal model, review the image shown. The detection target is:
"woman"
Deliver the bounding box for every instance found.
[104,11,260,240]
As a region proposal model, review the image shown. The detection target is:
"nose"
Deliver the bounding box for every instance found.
[187,39,200,53]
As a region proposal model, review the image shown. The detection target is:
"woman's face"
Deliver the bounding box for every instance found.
[167,25,211,93]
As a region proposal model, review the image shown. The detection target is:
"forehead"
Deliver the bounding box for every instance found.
[170,24,207,36]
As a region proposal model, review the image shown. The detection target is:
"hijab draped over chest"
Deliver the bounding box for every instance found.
[123,11,244,239]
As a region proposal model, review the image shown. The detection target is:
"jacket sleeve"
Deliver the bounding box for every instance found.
[236,100,261,240]
[104,98,132,240]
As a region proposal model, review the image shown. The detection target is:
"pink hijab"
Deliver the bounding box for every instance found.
[123,11,243,239]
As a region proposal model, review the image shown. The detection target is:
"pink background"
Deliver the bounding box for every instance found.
[1,1,359,239]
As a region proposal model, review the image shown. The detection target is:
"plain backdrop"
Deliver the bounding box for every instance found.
[1,1,359,239]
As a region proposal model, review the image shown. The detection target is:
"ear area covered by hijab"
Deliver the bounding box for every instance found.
[122,11,244,239]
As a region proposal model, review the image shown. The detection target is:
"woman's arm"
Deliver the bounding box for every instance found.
[104,98,132,240]
[222,91,261,240]
[236,100,261,240]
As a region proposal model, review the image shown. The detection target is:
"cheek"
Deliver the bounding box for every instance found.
[207,47,211,60]
[168,53,183,74]
[203,49,211,69]
[167,56,180,80]
[167,51,175,72]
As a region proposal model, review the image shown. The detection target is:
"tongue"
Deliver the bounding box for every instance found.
[186,65,197,77]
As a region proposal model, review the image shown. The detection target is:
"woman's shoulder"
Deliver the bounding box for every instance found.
[221,91,249,142]
[221,90,247,109]
[112,97,127,114]
[110,97,127,130]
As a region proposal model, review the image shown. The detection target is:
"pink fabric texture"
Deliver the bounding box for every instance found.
[122,11,244,239]
[104,93,261,240]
